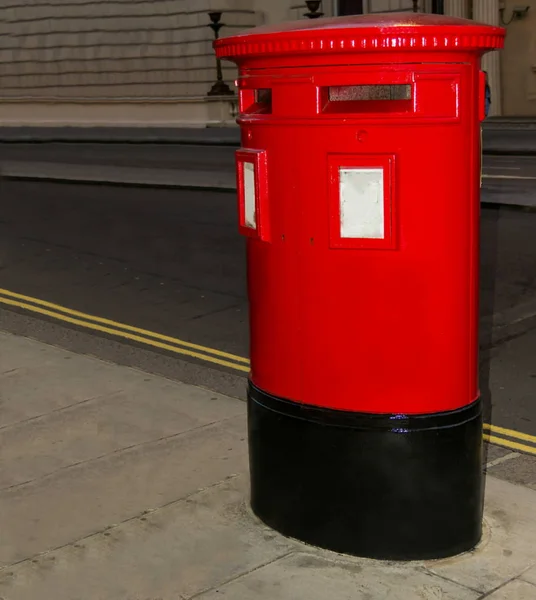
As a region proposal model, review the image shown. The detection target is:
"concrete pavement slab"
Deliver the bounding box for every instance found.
[194,553,479,600]
[0,477,295,600]
[0,332,68,372]
[0,332,243,427]
[1,331,536,599]
[0,356,126,428]
[0,416,246,566]
[424,477,536,594]
[521,564,536,586]
[0,384,243,489]
[0,331,247,566]
[485,580,536,599]
[3,465,536,600]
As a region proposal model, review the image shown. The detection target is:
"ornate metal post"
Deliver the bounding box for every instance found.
[207,11,234,96]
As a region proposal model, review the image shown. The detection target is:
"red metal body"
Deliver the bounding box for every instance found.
[216,14,505,415]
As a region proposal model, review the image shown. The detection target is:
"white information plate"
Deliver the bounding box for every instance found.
[339,167,384,239]
[243,162,257,229]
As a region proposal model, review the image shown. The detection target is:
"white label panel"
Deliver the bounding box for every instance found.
[243,162,257,229]
[339,167,384,239]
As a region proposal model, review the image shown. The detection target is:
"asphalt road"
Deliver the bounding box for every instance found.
[0,179,535,437]
[0,123,535,154]
[1,141,535,177]
[2,142,536,207]
[0,143,236,172]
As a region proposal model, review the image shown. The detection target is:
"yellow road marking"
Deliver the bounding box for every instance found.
[1,288,536,455]
[0,296,250,373]
[0,287,249,365]
[483,434,536,456]
[484,423,536,445]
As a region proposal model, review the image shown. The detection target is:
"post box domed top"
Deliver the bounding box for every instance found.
[214,13,505,62]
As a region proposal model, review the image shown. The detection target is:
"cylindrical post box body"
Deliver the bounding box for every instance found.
[216,14,505,560]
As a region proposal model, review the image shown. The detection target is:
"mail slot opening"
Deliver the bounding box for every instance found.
[322,84,412,114]
[256,88,272,106]
[240,88,272,114]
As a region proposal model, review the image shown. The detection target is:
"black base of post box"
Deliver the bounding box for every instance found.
[248,382,483,561]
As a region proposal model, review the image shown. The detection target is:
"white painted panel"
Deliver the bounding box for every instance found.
[339,168,385,239]
[243,162,256,229]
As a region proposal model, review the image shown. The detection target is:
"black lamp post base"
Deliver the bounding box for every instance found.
[207,81,235,97]
[305,0,324,18]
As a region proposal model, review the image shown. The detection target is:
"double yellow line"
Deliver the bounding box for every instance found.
[484,424,536,456]
[0,287,250,373]
[1,287,535,455]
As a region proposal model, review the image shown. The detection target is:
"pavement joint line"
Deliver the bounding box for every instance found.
[186,551,297,600]
[0,473,241,574]
[417,567,484,596]
[476,566,536,600]
[485,451,520,469]
[1,287,536,452]
[1,414,241,494]
[520,579,536,590]
[0,390,123,433]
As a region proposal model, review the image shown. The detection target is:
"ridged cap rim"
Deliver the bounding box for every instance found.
[215,13,505,60]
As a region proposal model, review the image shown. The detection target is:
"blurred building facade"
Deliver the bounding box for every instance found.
[0,0,534,127]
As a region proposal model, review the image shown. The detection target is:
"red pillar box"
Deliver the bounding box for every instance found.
[215,14,505,560]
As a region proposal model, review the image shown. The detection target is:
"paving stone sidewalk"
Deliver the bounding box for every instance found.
[1,330,536,599]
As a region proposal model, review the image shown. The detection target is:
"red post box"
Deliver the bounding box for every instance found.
[215,14,505,560]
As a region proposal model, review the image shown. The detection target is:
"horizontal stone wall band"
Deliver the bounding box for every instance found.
[0,0,260,100]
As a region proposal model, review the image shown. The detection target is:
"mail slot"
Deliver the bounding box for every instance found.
[216,13,505,561]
